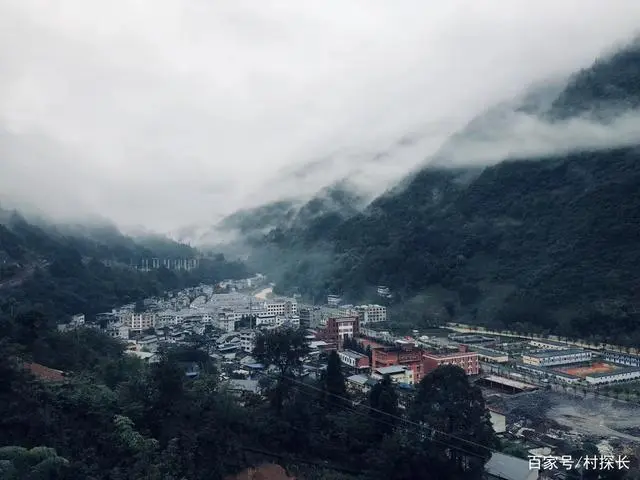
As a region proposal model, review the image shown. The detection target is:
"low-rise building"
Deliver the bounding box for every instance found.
[354,304,387,324]
[488,408,506,434]
[299,307,322,329]
[324,316,359,347]
[514,362,580,384]
[472,346,509,363]
[485,452,539,480]
[372,343,423,382]
[106,324,130,340]
[338,350,370,371]
[124,313,156,332]
[240,330,257,353]
[373,365,415,385]
[584,367,640,385]
[603,350,640,368]
[522,348,592,367]
[346,374,371,394]
[125,350,159,364]
[529,339,569,351]
[265,298,298,317]
[422,346,480,376]
[217,316,236,333]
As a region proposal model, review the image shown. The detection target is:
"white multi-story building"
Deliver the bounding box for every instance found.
[355,304,387,324]
[327,295,341,306]
[125,313,156,332]
[284,316,300,328]
[71,314,86,326]
[265,299,298,316]
[107,324,130,340]
[522,349,593,367]
[217,317,236,333]
[255,314,279,327]
[240,330,257,353]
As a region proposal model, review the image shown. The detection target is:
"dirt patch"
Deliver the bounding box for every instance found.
[498,390,640,445]
[556,362,618,378]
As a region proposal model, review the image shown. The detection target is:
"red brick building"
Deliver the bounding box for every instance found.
[422,345,480,376]
[324,316,359,348]
[372,343,423,382]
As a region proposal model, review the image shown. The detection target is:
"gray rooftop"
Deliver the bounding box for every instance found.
[341,350,367,360]
[226,379,260,394]
[347,374,369,385]
[376,365,408,375]
[525,348,589,359]
[473,347,509,357]
[604,350,640,360]
[485,452,534,480]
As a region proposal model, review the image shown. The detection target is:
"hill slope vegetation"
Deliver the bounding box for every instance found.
[247,41,640,346]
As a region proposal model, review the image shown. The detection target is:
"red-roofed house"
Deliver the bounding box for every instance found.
[24,362,66,382]
[224,464,296,480]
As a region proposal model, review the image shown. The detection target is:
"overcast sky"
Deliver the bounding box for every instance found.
[1,0,640,235]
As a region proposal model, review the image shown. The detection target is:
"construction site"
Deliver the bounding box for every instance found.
[486,387,640,463]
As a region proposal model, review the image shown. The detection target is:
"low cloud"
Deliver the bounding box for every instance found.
[2,0,640,234]
[431,110,640,168]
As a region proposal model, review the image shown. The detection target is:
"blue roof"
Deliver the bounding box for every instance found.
[246,363,265,369]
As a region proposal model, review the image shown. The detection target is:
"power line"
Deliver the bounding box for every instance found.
[226,357,499,460]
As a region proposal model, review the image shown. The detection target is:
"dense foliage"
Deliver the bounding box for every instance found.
[0,316,503,479]
[0,210,247,322]
[247,41,640,347]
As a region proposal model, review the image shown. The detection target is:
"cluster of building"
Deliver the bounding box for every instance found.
[511,339,640,385]
[296,313,482,393]
[299,298,387,329]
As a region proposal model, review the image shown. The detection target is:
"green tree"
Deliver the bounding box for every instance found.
[0,446,69,479]
[320,350,348,409]
[410,365,498,478]
[368,375,399,440]
[253,328,310,414]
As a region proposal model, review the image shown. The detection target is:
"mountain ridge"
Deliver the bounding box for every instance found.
[241,39,640,346]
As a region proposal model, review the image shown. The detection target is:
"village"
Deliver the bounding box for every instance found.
[55,277,640,480]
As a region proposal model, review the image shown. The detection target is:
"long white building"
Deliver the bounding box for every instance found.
[522,349,593,367]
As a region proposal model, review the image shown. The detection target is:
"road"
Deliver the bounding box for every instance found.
[254,286,273,300]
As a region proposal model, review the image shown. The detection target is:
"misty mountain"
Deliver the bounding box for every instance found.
[0,206,197,269]
[207,181,367,248]
[248,39,640,346]
[0,206,248,320]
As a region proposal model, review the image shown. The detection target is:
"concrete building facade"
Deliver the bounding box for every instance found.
[522,349,592,367]
[422,346,480,376]
[355,304,387,324]
[338,350,370,371]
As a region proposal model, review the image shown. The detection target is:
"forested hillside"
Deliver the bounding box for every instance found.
[0,317,505,479]
[0,209,247,322]
[248,40,640,346]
